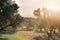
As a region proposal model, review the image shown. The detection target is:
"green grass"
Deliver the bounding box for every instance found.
[0,35,34,40]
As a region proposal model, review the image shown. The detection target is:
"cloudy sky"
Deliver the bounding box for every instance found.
[15,0,60,17]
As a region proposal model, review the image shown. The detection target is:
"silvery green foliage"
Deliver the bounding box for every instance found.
[0,0,22,33]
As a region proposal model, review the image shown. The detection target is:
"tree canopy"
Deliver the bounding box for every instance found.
[0,0,23,33]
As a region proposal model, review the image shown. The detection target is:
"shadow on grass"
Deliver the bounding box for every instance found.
[33,36,47,40]
[0,38,8,40]
[0,27,17,34]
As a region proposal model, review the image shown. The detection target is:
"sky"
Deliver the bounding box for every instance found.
[14,0,60,17]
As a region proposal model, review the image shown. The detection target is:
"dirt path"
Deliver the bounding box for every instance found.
[14,31,47,38]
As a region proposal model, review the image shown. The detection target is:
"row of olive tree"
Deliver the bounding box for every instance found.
[34,15,60,40]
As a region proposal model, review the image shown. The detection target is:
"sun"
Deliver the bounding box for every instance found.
[41,11,44,16]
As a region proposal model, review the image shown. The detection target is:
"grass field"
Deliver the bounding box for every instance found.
[0,34,34,40]
[0,31,60,40]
